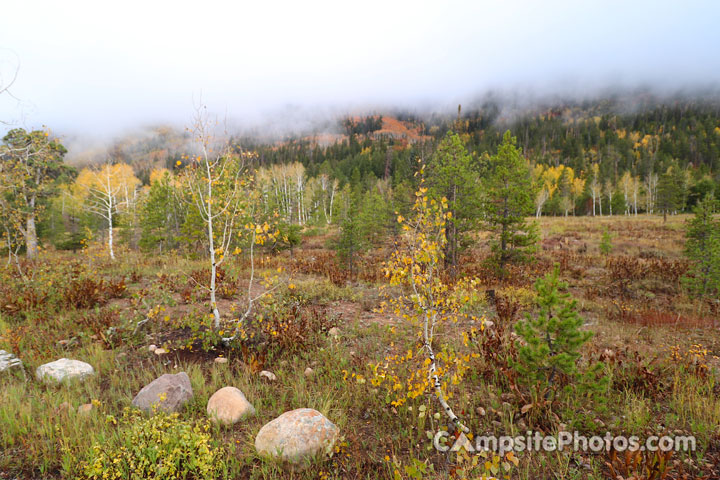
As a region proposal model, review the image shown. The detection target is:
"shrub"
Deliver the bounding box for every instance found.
[268,221,301,252]
[81,409,225,480]
[188,265,237,299]
[236,299,337,359]
[64,274,114,309]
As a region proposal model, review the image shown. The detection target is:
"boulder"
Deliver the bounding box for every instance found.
[207,387,255,425]
[36,358,94,383]
[131,372,193,412]
[255,408,338,464]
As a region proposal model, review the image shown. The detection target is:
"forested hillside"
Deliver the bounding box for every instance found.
[2,95,719,261]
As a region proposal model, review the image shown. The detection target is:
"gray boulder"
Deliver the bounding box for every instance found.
[36,358,94,383]
[255,408,338,464]
[132,372,193,413]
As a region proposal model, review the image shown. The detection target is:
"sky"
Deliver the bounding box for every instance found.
[1,0,720,138]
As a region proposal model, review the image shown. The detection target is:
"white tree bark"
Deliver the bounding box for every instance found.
[185,105,243,331]
[80,164,122,260]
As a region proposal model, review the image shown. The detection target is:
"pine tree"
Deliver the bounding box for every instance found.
[656,163,686,222]
[599,227,612,256]
[0,128,69,259]
[426,131,481,277]
[683,194,720,298]
[357,184,391,247]
[335,191,364,277]
[139,171,184,253]
[483,131,538,275]
[513,266,605,402]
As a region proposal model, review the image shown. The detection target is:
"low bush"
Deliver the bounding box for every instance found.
[81,408,226,480]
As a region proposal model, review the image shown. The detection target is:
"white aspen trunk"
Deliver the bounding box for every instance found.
[423,313,469,434]
[633,189,638,216]
[320,175,330,223]
[104,170,116,261]
[624,188,629,215]
[282,174,290,221]
[206,160,221,330]
[328,184,336,224]
[107,198,115,260]
[592,190,596,216]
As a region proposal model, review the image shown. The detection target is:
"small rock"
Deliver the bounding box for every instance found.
[77,403,94,415]
[57,339,71,347]
[255,408,338,464]
[476,407,486,416]
[132,372,193,413]
[214,357,228,364]
[259,370,276,382]
[328,327,340,338]
[304,367,314,378]
[36,358,95,383]
[154,348,167,356]
[207,387,255,425]
[148,344,157,352]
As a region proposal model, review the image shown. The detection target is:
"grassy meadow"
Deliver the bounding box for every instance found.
[0,214,718,480]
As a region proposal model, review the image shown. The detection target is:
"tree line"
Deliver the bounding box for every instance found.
[1,99,719,271]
